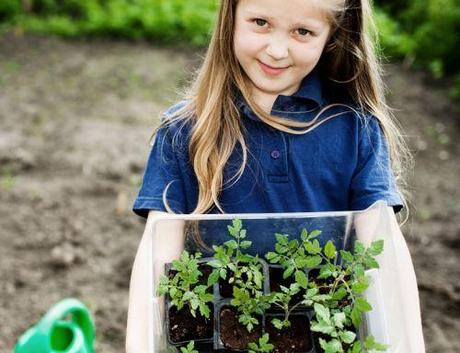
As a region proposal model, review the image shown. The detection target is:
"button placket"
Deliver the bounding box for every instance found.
[266,130,289,183]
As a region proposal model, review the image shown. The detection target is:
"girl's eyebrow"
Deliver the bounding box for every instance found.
[244,11,325,30]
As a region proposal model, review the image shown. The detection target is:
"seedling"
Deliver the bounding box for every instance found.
[231,285,271,332]
[266,228,388,352]
[208,219,267,331]
[248,333,274,353]
[157,251,214,319]
[266,230,323,281]
[267,282,302,329]
[160,220,388,353]
[180,341,199,353]
[305,238,388,352]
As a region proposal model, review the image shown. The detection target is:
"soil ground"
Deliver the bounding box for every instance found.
[0,32,458,352]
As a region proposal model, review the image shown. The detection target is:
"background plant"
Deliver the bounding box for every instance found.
[1,0,458,102]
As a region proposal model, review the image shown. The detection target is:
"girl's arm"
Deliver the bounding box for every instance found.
[126,210,185,353]
[354,206,426,353]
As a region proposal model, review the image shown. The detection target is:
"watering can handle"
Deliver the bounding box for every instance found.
[39,298,95,353]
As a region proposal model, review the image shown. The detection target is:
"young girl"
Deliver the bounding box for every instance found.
[126,0,425,352]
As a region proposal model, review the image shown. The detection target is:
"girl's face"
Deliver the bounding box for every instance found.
[234,0,332,106]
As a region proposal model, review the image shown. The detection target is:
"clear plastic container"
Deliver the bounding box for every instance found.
[147,200,413,353]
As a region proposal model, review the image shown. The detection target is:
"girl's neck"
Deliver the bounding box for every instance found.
[251,89,278,114]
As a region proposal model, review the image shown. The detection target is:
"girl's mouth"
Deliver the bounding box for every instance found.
[257,60,290,76]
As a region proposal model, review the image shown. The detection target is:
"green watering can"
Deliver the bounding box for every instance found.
[14,298,95,353]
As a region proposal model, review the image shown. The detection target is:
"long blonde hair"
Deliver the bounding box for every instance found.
[157,0,412,227]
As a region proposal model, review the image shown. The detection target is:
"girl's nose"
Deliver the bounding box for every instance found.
[266,37,289,60]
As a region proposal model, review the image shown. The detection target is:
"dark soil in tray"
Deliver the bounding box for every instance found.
[169,306,214,343]
[266,314,313,353]
[219,306,263,350]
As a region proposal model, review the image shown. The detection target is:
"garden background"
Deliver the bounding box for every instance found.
[0,0,459,352]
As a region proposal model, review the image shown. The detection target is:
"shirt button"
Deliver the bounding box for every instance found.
[271,150,280,159]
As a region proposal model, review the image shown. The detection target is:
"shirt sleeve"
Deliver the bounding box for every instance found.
[132,124,188,218]
[349,116,404,214]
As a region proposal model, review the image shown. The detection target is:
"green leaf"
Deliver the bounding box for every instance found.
[351,306,362,328]
[354,242,365,256]
[275,233,289,245]
[300,228,308,241]
[324,241,337,259]
[182,291,194,301]
[305,239,322,254]
[219,268,227,279]
[232,218,242,230]
[199,302,210,318]
[224,240,238,250]
[311,320,335,335]
[240,240,252,249]
[265,252,278,261]
[333,312,346,329]
[309,230,322,239]
[295,270,308,289]
[314,303,331,322]
[351,280,368,294]
[339,330,356,344]
[319,338,342,353]
[272,318,284,330]
[305,255,322,268]
[180,341,198,353]
[354,264,365,277]
[364,335,388,351]
[319,265,334,279]
[339,250,354,263]
[275,243,287,254]
[369,239,384,256]
[207,259,222,268]
[332,287,347,301]
[350,341,361,353]
[283,266,295,279]
[355,297,372,312]
[190,298,200,310]
[364,257,380,269]
[208,270,220,286]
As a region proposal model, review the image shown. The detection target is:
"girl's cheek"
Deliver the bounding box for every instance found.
[235,32,263,55]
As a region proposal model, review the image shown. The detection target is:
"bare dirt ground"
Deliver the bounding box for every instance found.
[0,32,458,352]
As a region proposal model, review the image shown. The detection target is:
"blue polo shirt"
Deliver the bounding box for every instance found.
[133,70,403,220]
[133,71,403,253]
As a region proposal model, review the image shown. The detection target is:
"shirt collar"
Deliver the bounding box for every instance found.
[236,68,326,122]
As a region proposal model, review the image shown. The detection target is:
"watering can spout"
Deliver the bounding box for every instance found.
[14,298,95,353]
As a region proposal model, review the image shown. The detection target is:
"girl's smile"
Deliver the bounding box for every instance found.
[257,60,291,76]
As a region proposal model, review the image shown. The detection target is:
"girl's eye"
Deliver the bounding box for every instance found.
[297,28,312,36]
[254,18,268,27]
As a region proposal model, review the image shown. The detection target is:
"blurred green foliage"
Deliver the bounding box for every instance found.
[1,0,459,100]
[375,0,460,101]
[0,0,218,46]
